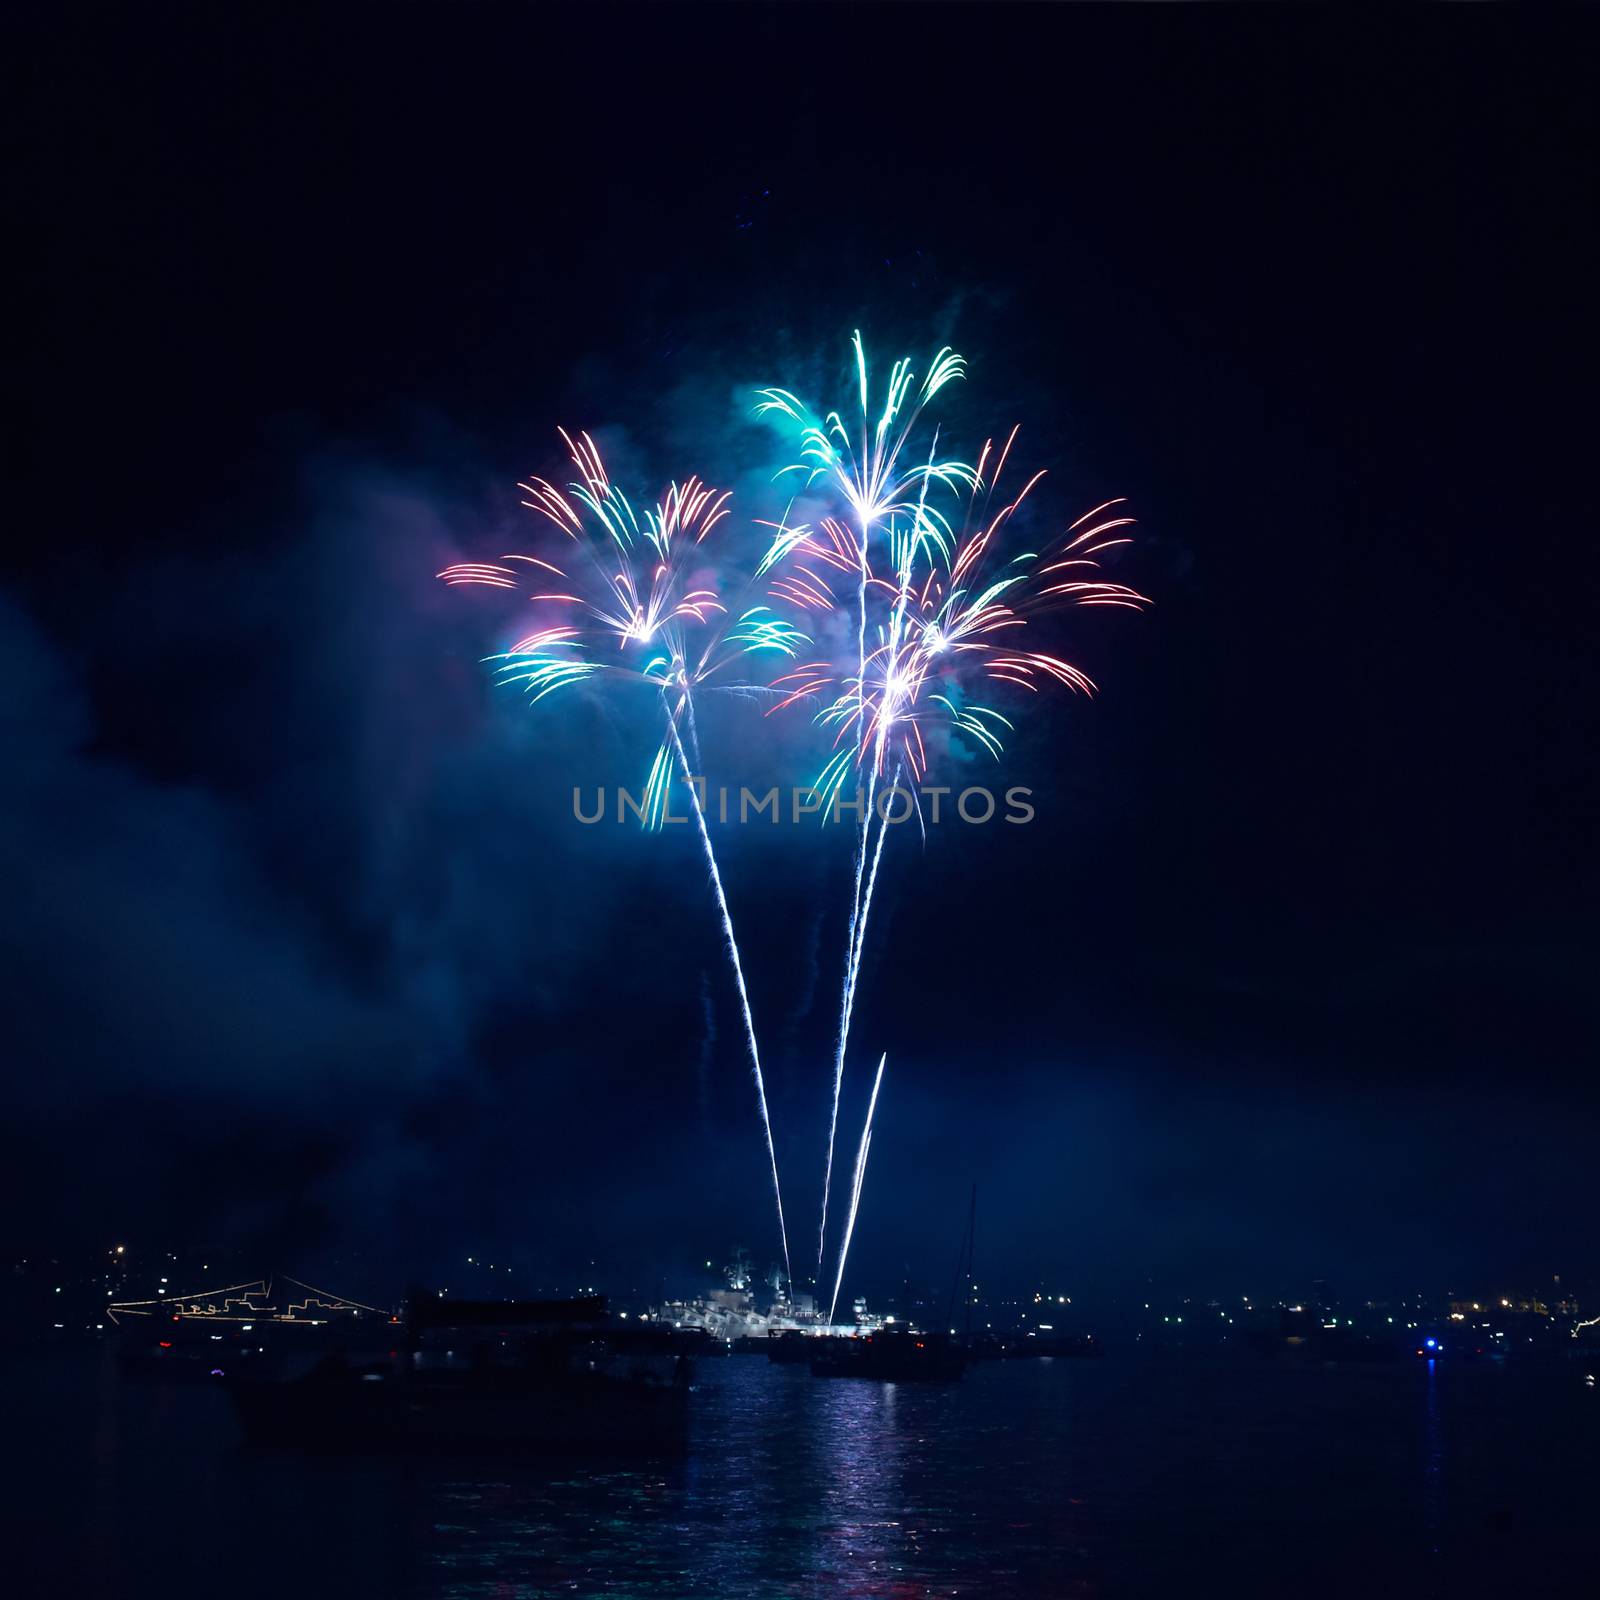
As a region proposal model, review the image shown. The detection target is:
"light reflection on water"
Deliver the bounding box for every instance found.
[13,1349,1598,1599]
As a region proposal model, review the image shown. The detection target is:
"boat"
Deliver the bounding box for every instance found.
[808,1327,968,1382]
[765,1329,818,1364]
[227,1294,693,1454]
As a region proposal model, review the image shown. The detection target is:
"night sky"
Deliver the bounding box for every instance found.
[9,8,1597,1309]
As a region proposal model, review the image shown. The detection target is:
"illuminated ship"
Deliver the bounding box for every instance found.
[108,1275,392,1332]
[109,1275,396,1379]
[647,1250,887,1346]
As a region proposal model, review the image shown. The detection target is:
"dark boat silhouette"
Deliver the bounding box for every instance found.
[808,1327,967,1382]
[227,1294,692,1453]
[765,1329,816,1364]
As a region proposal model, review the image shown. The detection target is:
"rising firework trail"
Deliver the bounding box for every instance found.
[664,711,792,1287]
[828,1051,887,1326]
[439,431,806,1275]
[757,336,976,1276]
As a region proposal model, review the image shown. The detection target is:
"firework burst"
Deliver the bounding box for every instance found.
[758,414,1147,1295]
[440,429,805,1285]
[756,335,981,1279]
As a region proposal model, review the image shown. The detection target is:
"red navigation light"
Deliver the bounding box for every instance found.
[158,1341,172,1349]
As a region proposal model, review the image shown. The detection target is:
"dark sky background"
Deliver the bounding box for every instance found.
[8,8,1597,1311]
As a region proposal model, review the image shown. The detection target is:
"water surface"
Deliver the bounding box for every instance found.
[12,1348,1596,1597]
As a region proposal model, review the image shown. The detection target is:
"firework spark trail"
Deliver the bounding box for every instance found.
[664,708,793,1290]
[837,756,900,1074]
[819,768,870,1274]
[828,1051,887,1326]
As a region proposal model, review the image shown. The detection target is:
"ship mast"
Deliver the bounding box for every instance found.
[946,1182,977,1334]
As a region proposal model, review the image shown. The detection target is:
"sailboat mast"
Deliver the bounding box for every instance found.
[963,1182,976,1337]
